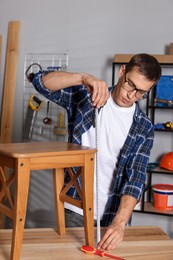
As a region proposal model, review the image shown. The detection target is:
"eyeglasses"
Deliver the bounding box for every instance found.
[123,74,149,100]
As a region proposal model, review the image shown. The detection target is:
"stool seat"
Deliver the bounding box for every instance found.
[0,141,96,260]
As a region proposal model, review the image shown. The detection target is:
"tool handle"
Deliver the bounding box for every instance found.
[29,94,43,111]
[95,249,124,260]
[104,252,124,260]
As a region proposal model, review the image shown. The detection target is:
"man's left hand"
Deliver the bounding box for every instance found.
[97,221,125,251]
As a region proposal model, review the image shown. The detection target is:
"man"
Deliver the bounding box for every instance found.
[29,53,161,250]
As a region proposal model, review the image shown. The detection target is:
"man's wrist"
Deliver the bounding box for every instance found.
[113,214,126,228]
[81,73,90,85]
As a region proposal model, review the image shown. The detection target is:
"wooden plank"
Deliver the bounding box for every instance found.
[0,227,172,259]
[113,54,173,64]
[143,202,173,215]
[0,35,3,229]
[0,21,21,143]
[0,21,20,229]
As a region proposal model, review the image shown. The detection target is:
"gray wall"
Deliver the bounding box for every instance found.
[0,0,173,237]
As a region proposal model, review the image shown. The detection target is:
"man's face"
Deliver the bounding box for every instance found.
[112,67,155,107]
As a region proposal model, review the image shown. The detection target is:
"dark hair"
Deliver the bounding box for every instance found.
[125,53,161,83]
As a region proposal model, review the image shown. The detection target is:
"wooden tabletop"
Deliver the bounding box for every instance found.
[0,226,173,259]
[0,142,96,158]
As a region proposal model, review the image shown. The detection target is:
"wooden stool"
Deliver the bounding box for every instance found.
[0,142,96,260]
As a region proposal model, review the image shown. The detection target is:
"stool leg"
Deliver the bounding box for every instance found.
[10,159,30,260]
[82,154,95,247]
[53,168,65,235]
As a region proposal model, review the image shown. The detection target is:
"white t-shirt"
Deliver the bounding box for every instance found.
[65,95,135,219]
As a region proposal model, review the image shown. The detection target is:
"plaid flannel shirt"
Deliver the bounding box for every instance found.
[32,69,154,226]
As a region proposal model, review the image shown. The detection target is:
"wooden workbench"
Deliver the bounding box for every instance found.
[0,226,173,259]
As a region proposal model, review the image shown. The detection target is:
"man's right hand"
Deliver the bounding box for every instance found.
[82,74,110,108]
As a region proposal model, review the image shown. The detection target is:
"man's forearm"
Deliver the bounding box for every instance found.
[97,195,137,250]
[42,71,85,91]
[113,195,137,227]
[41,70,109,108]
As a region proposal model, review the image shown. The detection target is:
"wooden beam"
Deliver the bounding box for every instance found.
[0,21,20,229]
[0,35,3,229]
[0,21,21,143]
[0,35,2,70]
[0,32,1,84]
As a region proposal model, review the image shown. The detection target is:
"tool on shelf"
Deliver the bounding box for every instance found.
[43,101,52,125]
[23,94,43,141]
[25,63,42,82]
[54,111,67,136]
[154,121,173,130]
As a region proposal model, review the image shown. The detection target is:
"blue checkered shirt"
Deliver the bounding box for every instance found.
[32,70,154,226]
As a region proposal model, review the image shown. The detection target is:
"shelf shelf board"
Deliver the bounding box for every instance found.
[134,202,173,216]
[113,54,173,64]
[154,129,173,133]
[148,105,173,109]
[147,166,173,174]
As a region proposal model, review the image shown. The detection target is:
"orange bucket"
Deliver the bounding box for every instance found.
[153,184,173,210]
